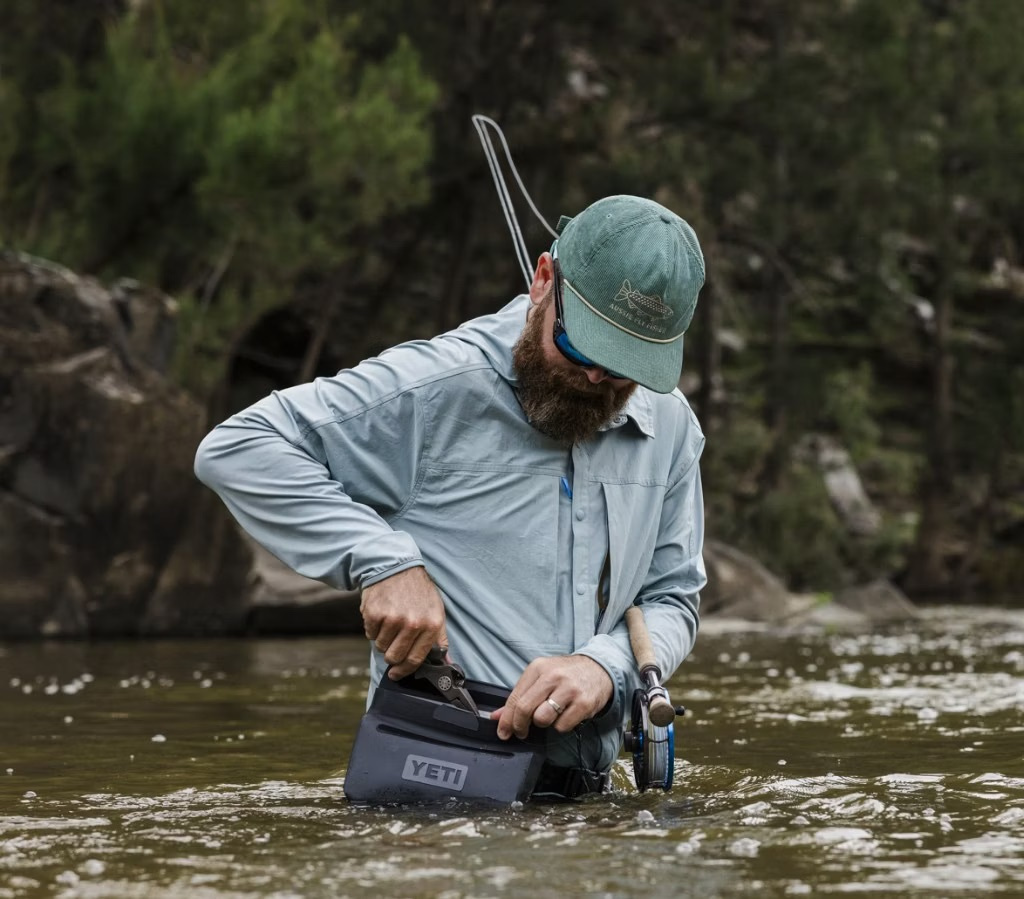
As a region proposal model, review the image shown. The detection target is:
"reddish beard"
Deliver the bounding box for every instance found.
[511,295,636,445]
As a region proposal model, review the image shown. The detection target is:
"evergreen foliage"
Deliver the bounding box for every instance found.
[1,0,437,394]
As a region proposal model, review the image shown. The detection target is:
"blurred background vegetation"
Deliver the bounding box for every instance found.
[3,0,1024,604]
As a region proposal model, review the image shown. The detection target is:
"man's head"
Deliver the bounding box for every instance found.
[511,195,704,444]
[550,195,704,394]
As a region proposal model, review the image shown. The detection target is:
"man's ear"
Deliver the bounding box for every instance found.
[529,252,554,306]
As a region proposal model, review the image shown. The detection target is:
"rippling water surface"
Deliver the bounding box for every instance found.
[2,607,1023,898]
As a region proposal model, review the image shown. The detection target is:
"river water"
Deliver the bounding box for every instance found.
[1,606,1023,898]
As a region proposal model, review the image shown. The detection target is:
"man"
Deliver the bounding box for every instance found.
[195,194,707,799]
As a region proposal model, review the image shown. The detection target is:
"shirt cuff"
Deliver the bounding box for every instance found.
[348,530,424,589]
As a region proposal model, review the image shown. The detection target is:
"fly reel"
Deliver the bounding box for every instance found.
[622,607,686,793]
[623,686,682,791]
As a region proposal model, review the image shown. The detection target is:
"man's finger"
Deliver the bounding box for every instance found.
[510,678,554,739]
[495,697,517,740]
[384,632,425,680]
[550,700,585,733]
[496,667,540,739]
[531,695,565,730]
[389,629,435,680]
[383,627,416,667]
[373,620,401,655]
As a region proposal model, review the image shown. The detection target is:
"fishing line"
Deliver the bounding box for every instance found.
[471,114,560,288]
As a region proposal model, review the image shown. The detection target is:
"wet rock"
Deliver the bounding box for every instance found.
[702,540,792,620]
[0,492,78,636]
[784,580,919,629]
[0,251,251,637]
[834,579,920,623]
[143,494,260,636]
[785,595,871,629]
[244,538,362,635]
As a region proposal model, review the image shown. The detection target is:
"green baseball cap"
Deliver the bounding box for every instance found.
[554,195,705,394]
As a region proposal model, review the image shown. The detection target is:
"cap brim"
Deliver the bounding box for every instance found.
[562,292,684,394]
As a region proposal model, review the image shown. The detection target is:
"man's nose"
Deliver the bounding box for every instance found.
[583,366,611,384]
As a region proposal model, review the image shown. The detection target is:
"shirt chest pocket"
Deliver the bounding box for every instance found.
[599,480,664,625]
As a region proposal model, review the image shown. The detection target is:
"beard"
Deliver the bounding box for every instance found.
[511,295,636,445]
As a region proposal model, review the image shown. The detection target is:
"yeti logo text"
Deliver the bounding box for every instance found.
[613,281,673,320]
[401,754,468,792]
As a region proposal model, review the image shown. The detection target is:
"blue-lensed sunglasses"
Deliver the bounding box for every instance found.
[552,259,627,380]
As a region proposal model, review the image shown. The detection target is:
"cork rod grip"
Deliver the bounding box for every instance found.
[625,606,676,727]
[625,606,659,675]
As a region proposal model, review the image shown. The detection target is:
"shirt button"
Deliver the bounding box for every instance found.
[576,584,586,595]
[575,509,585,521]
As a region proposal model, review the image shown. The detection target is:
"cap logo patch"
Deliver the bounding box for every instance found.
[613,280,673,321]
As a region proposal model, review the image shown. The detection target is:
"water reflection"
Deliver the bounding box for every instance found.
[1,607,1023,897]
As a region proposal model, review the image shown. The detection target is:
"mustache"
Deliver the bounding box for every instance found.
[552,366,616,398]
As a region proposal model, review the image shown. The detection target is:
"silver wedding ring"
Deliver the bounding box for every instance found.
[545,697,564,715]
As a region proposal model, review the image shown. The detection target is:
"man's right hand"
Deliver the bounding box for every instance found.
[359,566,448,680]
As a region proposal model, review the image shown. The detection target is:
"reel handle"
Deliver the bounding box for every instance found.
[624,607,676,728]
[646,691,676,728]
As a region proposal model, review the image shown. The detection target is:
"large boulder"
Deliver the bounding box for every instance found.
[0,252,253,636]
[780,579,920,630]
[833,579,920,623]
[243,537,363,635]
[701,539,793,620]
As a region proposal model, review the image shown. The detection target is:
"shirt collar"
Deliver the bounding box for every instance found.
[618,390,656,437]
[596,389,655,437]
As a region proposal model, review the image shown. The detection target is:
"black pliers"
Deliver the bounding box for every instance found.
[413,646,479,714]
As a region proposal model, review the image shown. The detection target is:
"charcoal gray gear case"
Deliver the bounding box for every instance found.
[344,648,546,804]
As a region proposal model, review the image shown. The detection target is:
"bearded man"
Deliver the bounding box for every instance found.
[194,195,708,799]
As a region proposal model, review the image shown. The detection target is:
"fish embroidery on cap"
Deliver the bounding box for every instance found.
[613,280,673,320]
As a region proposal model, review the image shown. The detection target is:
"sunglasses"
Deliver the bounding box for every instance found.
[552,259,627,380]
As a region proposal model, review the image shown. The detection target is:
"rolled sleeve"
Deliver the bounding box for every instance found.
[194,361,428,590]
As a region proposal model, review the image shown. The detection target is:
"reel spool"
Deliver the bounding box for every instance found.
[623,687,677,792]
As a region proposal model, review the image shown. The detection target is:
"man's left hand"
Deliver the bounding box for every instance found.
[491,655,613,740]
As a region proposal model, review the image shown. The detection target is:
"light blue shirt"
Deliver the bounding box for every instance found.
[194,296,706,770]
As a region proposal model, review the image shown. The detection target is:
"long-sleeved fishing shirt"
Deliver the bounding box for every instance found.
[194,295,706,771]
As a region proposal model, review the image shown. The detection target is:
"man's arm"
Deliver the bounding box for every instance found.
[494,441,705,740]
[571,451,706,727]
[194,362,447,675]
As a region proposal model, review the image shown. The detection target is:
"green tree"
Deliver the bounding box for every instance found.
[2,0,437,397]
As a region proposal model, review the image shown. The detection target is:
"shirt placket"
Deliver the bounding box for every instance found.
[569,444,593,649]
